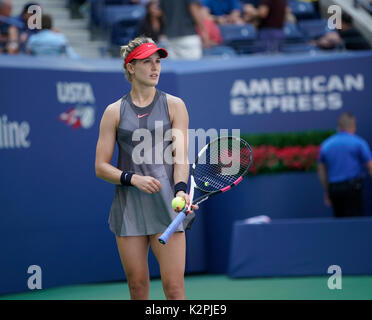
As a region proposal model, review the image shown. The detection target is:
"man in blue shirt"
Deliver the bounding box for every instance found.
[26,13,79,58]
[202,0,244,25]
[318,112,372,217]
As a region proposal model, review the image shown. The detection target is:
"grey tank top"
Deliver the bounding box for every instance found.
[108,89,194,236]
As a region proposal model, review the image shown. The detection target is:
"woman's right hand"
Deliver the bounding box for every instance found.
[131,174,162,194]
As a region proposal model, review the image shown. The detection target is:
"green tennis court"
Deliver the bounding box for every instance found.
[1,274,371,300]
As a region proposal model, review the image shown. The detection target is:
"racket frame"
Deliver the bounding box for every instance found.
[158,136,253,245]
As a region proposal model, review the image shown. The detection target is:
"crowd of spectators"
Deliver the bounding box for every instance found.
[0,0,78,57]
[0,0,370,58]
[312,11,371,51]
[130,0,370,58]
[128,0,290,58]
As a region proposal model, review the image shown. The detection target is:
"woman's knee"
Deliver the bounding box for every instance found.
[162,279,185,300]
[127,277,150,299]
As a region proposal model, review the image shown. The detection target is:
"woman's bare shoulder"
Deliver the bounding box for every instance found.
[106,98,122,113]
[165,93,186,123]
[101,98,122,127]
[165,93,185,107]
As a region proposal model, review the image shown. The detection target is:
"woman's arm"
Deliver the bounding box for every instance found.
[189,3,211,48]
[317,162,331,207]
[95,102,122,184]
[168,95,189,188]
[168,95,199,211]
[167,94,199,212]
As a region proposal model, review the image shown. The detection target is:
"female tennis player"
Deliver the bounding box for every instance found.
[95,36,197,300]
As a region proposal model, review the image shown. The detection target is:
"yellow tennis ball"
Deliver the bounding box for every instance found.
[172,196,186,212]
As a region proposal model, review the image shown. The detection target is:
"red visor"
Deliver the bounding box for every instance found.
[125,43,168,66]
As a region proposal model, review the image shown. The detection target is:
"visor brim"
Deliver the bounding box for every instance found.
[132,47,168,61]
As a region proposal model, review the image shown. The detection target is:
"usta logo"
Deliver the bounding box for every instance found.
[57,82,95,104]
[57,82,96,130]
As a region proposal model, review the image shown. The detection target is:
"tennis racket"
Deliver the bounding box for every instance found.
[158,136,253,245]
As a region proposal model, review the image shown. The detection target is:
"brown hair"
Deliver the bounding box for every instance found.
[41,14,52,30]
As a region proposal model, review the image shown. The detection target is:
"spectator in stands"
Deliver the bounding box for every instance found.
[0,0,11,53]
[317,112,372,218]
[13,2,41,53]
[245,0,287,53]
[242,1,295,26]
[159,0,211,59]
[241,0,259,24]
[26,14,79,58]
[285,6,296,24]
[202,0,244,25]
[137,0,165,43]
[196,6,223,47]
[313,12,371,51]
[0,0,19,54]
[339,12,371,50]
[241,0,259,5]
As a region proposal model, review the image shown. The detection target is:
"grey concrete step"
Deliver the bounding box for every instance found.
[73,47,103,58]
[11,10,71,21]
[45,9,71,20]
[54,19,88,30]
[12,0,68,15]
[11,0,68,7]
[64,31,91,43]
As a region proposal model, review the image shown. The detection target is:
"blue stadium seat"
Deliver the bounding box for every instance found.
[280,42,319,53]
[219,24,256,44]
[283,22,305,41]
[279,22,308,52]
[103,4,145,27]
[203,45,237,57]
[288,0,317,20]
[103,4,145,48]
[297,19,332,40]
[111,22,137,46]
[218,24,257,54]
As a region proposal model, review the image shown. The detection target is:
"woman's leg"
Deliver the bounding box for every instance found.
[149,232,186,300]
[115,235,150,300]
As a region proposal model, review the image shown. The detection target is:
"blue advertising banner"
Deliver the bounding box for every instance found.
[170,52,372,273]
[1,51,371,292]
[0,56,207,294]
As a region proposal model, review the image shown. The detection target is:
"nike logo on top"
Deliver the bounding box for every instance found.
[137,113,149,118]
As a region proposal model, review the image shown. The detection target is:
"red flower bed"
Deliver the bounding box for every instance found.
[249,145,320,174]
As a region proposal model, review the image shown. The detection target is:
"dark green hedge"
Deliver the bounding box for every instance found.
[241,130,335,147]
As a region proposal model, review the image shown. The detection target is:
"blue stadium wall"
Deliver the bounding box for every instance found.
[1,51,372,293]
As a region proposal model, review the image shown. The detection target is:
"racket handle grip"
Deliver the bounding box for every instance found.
[158,210,187,245]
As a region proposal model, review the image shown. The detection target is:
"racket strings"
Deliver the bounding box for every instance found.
[193,138,253,192]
